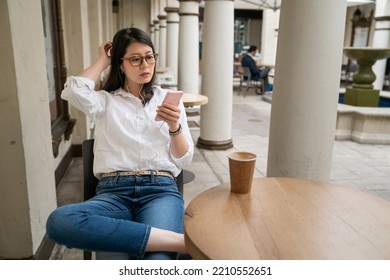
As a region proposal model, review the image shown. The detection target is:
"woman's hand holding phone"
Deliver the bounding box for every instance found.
[155,91,183,130]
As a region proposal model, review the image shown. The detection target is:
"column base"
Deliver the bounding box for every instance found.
[196,137,233,150]
[344,87,379,107]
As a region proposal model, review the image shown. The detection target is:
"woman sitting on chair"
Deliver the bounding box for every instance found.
[46,28,194,260]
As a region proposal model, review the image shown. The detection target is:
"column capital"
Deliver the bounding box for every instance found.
[165,7,179,14]
[179,12,199,16]
[166,7,180,24]
[178,0,202,3]
[179,0,201,17]
[153,20,159,31]
[375,16,390,22]
[159,16,167,28]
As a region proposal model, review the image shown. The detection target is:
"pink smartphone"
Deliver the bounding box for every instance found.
[162,91,183,105]
[155,91,183,121]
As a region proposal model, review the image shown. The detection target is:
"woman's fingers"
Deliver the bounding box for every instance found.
[99,41,112,57]
[156,103,181,123]
[104,41,113,57]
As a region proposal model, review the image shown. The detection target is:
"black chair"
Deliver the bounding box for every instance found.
[82,138,184,260]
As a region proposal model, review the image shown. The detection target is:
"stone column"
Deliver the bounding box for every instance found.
[150,23,154,42]
[102,0,115,40]
[261,8,280,66]
[165,7,180,81]
[158,15,167,68]
[267,0,347,181]
[178,0,201,94]
[0,0,57,258]
[197,0,234,150]
[105,0,115,39]
[149,0,155,37]
[372,0,390,90]
[153,19,160,55]
[62,0,92,144]
[87,0,103,63]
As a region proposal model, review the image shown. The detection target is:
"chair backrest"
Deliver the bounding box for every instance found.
[242,67,252,80]
[82,139,97,260]
[81,138,184,259]
[82,139,99,202]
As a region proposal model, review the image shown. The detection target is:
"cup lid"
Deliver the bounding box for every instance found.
[228,151,257,161]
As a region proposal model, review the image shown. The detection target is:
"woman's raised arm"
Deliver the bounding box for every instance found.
[79,41,112,82]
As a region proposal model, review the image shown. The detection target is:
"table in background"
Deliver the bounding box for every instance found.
[181,93,208,184]
[182,92,208,119]
[156,68,167,74]
[258,63,275,69]
[182,93,208,107]
[184,177,390,259]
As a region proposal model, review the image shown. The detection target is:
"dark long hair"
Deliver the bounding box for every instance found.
[102,28,156,105]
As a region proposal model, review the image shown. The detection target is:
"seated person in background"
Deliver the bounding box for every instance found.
[241,45,270,94]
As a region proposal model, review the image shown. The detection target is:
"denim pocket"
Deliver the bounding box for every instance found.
[95,177,114,193]
[155,176,176,187]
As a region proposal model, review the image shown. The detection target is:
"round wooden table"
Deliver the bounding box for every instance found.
[182,93,208,107]
[184,177,390,259]
[156,68,167,74]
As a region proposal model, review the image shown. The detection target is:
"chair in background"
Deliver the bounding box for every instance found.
[155,72,177,90]
[185,106,201,128]
[82,139,184,260]
[233,66,244,90]
[238,67,264,97]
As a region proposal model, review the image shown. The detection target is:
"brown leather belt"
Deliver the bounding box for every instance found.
[101,170,174,179]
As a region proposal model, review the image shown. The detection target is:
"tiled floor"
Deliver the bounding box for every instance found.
[52,88,390,259]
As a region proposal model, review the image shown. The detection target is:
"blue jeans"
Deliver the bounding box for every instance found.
[252,66,270,93]
[46,174,184,260]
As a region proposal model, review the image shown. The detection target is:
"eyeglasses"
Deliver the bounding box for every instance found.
[121,54,158,67]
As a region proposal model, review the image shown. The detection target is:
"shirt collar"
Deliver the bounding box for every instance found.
[113,87,135,98]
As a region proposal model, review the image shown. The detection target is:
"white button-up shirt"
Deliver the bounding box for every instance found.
[62,76,194,178]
